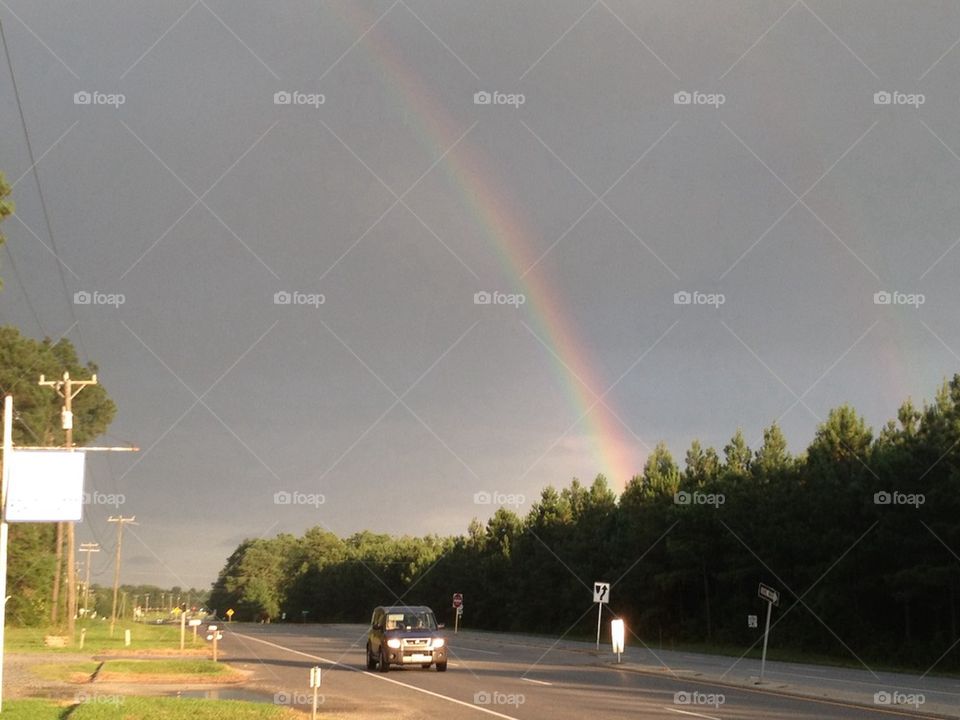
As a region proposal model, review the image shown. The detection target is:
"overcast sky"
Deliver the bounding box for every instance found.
[2,0,960,589]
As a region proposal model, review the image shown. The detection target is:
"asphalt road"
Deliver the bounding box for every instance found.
[219,624,938,720]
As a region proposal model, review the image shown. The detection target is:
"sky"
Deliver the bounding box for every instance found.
[1,0,960,589]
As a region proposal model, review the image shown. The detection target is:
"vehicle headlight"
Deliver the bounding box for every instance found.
[432,638,445,648]
[386,638,401,649]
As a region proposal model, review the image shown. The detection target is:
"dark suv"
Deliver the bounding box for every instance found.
[366,605,448,672]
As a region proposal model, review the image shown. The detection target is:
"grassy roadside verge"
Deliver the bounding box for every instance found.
[96,659,244,684]
[6,625,312,718]
[6,623,205,655]
[31,659,243,685]
[0,697,304,719]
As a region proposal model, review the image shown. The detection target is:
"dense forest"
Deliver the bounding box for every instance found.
[211,376,960,670]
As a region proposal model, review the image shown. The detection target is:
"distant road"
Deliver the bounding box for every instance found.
[220,623,936,720]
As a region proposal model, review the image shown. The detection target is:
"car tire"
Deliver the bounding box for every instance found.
[366,645,377,670]
[379,647,390,673]
[436,661,447,672]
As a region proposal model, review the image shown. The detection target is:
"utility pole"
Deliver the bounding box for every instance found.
[50,523,63,625]
[39,371,98,641]
[79,543,100,617]
[108,515,136,636]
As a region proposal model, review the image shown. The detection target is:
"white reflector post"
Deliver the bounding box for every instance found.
[6,450,86,522]
[611,618,625,662]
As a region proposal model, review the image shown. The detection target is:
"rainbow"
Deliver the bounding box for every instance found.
[329,5,644,486]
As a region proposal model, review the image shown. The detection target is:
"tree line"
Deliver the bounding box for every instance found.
[211,376,960,670]
[0,327,116,627]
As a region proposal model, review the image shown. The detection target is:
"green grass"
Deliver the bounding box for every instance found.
[0,699,70,719]
[30,662,100,683]
[0,698,304,720]
[70,697,303,719]
[30,660,236,684]
[100,660,234,676]
[6,622,200,654]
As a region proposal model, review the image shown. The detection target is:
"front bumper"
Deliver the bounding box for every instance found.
[385,643,447,665]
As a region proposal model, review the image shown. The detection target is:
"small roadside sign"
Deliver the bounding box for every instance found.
[593,581,610,651]
[748,614,758,628]
[226,608,235,621]
[452,593,463,608]
[757,583,780,681]
[758,583,780,606]
[309,666,322,720]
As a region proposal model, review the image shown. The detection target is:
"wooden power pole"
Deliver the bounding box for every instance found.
[108,516,136,636]
[38,371,98,640]
[79,542,100,617]
[50,523,63,625]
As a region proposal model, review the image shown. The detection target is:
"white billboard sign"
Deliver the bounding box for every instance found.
[5,450,86,522]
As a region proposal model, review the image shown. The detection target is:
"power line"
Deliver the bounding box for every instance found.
[0,244,47,336]
[0,17,88,363]
[0,21,48,338]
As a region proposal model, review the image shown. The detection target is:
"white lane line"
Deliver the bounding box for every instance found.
[231,631,522,720]
[454,646,501,655]
[663,707,722,720]
[520,677,553,686]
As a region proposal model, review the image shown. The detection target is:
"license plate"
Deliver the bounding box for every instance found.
[407,654,432,663]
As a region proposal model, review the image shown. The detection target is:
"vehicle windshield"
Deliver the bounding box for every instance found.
[384,611,437,631]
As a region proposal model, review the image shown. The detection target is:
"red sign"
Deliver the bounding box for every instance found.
[452,593,463,608]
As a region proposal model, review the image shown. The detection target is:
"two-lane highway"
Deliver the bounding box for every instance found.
[218,624,937,719]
